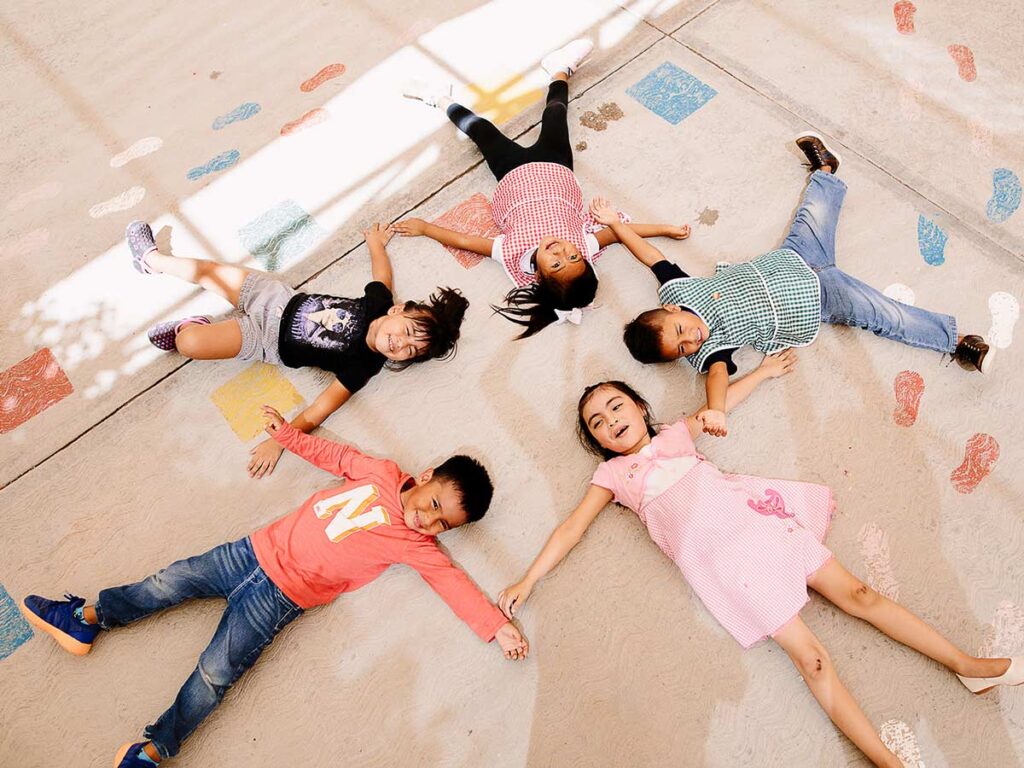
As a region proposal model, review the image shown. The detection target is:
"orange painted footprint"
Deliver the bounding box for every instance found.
[300,63,346,93]
[893,1,916,34]
[950,433,999,494]
[948,44,977,82]
[892,370,924,427]
[281,108,330,136]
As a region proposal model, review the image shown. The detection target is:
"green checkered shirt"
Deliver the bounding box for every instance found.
[657,248,822,372]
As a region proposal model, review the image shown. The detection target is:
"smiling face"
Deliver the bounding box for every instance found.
[368,307,430,362]
[400,471,468,537]
[653,305,709,360]
[580,385,653,457]
[534,237,586,285]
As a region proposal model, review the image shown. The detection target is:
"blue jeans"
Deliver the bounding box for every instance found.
[783,171,957,354]
[95,538,302,759]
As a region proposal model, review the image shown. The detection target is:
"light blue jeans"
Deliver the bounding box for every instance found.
[95,537,302,758]
[783,171,957,354]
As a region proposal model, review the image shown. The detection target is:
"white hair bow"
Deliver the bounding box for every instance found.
[553,305,595,326]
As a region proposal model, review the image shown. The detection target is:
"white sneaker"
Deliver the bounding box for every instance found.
[541,38,594,78]
[402,80,453,109]
[957,657,1024,694]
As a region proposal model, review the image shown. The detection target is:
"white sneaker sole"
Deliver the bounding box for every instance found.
[796,131,843,171]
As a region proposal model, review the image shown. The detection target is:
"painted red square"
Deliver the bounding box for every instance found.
[0,348,73,434]
[431,193,501,269]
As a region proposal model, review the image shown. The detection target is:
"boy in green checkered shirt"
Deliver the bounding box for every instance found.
[596,134,992,438]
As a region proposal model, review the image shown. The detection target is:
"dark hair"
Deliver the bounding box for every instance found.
[491,262,598,339]
[433,455,494,524]
[575,380,658,460]
[387,287,469,370]
[623,308,672,364]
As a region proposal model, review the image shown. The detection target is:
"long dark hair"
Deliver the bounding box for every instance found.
[575,380,659,460]
[386,287,469,371]
[491,262,598,339]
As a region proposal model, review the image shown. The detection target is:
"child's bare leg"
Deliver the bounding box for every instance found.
[773,616,901,768]
[145,249,253,308]
[808,558,1010,678]
[173,319,243,360]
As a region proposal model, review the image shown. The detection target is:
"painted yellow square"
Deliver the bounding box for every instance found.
[210,363,305,441]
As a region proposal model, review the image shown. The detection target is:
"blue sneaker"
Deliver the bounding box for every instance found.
[114,742,161,767]
[20,594,100,656]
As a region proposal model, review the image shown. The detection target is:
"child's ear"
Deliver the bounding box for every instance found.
[418,468,434,485]
[387,304,404,316]
[662,303,681,313]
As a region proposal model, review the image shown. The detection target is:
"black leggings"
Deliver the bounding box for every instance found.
[445,80,572,181]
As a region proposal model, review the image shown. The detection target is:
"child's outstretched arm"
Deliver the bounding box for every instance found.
[256,398,367,478]
[593,222,691,249]
[497,484,613,618]
[393,218,494,257]
[687,350,797,440]
[364,223,396,290]
[589,197,667,268]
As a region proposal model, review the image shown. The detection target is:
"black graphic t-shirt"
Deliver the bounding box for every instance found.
[277,281,393,393]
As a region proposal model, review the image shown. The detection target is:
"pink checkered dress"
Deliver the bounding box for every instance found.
[489,162,628,287]
[591,420,835,648]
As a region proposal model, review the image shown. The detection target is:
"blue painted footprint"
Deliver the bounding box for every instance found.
[986,168,1021,223]
[212,102,261,130]
[917,215,948,266]
[187,150,240,181]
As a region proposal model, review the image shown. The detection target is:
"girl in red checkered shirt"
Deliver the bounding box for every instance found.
[398,39,689,338]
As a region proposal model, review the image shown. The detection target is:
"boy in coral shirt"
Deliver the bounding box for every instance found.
[20,407,527,767]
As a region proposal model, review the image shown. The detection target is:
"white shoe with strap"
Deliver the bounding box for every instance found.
[541,38,594,78]
[956,657,1024,694]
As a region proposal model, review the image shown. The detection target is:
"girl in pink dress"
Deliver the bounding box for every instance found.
[498,372,1022,768]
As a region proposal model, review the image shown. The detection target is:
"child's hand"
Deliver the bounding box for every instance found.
[248,439,285,479]
[759,349,797,378]
[697,409,728,437]
[666,224,691,240]
[497,580,532,619]
[363,222,395,247]
[261,405,286,435]
[588,197,620,226]
[393,218,427,237]
[495,621,529,661]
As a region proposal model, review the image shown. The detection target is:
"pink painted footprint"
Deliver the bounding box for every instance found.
[950,433,999,494]
[893,1,916,34]
[893,370,924,427]
[300,63,346,93]
[281,108,330,136]
[948,44,977,82]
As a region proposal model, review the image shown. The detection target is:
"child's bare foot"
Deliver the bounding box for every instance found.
[541,38,593,79]
[402,81,454,110]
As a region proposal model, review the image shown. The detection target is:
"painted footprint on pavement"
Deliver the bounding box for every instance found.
[213,102,261,130]
[7,181,62,212]
[110,137,163,167]
[893,370,924,427]
[879,720,925,768]
[950,433,999,494]
[281,108,329,136]
[858,522,901,600]
[986,168,1022,223]
[987,292,1019,349]
[187,150,240,181]
[893,1,916,34]
[883,283,916,306]
[948,44,977,81]
[88,186,146,218]
[918,215,947,266]
[301,63,346,92]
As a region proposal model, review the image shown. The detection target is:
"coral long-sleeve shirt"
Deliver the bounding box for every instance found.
[250,422,507,642]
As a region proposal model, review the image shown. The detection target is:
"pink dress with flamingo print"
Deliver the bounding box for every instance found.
[591,419,834,648]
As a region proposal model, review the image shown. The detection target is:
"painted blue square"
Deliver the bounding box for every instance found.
[0,584,32,661]
[626,62,717,125]
[238,200,326,272]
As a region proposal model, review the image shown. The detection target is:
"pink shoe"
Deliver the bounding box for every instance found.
[147,316,211,351]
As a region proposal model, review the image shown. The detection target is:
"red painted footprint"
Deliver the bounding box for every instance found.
[300,63,346,93]
[281,108,330,136]
[893,370,924,427]
[893,1,916,34]
[950,433,999,494]
[948,45,977,82]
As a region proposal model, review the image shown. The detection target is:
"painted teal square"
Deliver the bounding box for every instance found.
[238,200,326,272]
[626,62,717,125]
[0,584,32,661]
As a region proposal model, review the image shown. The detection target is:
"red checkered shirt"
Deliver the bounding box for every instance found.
[490,162,628,287]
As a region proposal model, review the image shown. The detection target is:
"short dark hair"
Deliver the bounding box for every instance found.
[388,287,469,370]
[623,308,671,364]
[576,381,658,460]
[434,455,494,524]
[492,262,598,339]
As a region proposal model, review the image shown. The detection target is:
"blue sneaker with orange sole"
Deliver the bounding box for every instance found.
[20,594,100,656]
[114,742,162,767]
